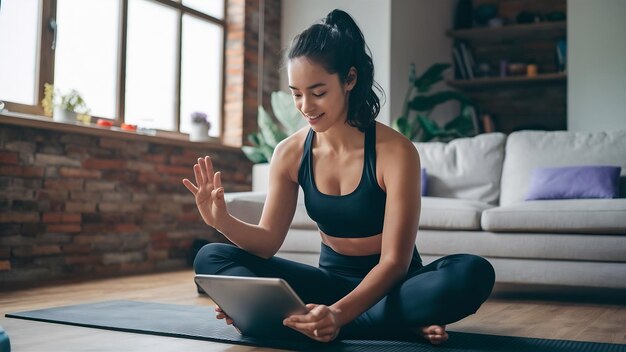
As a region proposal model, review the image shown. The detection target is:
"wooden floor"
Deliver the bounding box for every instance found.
[1,270,625,351]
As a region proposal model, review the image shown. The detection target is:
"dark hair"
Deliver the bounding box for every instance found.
[287,9,383,132]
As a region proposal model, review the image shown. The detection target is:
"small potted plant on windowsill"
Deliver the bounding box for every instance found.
[41,83,90,123]
[189,111,214,142]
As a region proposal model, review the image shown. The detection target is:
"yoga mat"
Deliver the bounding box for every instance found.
[6,300,626,352]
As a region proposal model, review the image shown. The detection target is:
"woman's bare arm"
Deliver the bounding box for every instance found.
[183,137,301,259]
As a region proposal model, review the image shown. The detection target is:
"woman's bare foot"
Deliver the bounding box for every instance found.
[417,325,448,345]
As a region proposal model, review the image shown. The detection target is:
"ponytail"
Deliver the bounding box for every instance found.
[287,9,383,131]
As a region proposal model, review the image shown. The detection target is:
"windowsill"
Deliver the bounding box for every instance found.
[0,110,240,152]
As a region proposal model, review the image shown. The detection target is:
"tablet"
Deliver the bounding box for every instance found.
[194,274,308,339]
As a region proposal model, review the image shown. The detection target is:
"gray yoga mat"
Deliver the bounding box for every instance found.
[6,300,626,352]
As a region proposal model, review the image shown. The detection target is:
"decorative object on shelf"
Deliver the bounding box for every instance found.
[545,11,566,22]
[121,123,137,132]
[0,100,5,112]
[392,63,477,142]
[242,91,305,163]
[526,64,538,77]
[516,11,543,24]
[487,17,504,28]
[473,4,497,26]
[189,111,213,142]
[41,83,90,123]
[507,62,527,76]
[96,119,113,128]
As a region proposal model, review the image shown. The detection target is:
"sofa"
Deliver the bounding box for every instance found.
[225,130,626,290]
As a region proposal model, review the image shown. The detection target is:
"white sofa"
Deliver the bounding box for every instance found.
[226,130,626,289]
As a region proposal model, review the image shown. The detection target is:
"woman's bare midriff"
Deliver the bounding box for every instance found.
[320,231,383,256]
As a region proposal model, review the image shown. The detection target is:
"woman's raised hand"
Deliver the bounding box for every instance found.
[182,156,229,229]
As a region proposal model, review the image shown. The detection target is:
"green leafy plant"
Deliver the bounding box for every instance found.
[392,63,477,142]
[242,91,306,163]
[41,83,90,116]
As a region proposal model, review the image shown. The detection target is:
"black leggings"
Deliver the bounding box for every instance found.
[194,242,495,339]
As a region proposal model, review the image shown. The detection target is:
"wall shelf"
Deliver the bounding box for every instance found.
[446,21,566,44]
[447,72,566,89]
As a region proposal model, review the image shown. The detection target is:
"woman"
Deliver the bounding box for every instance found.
[183,9,495,345]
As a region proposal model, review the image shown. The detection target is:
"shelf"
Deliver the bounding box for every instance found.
[447,72,566,89]
[446,21,566,43]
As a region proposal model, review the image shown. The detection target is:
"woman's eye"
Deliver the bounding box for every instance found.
[313,92,326,97]
[292,94,301,98]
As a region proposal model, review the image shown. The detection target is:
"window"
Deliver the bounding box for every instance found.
[0,0,225,137]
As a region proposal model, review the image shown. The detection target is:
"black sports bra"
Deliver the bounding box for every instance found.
[297,123,387,238]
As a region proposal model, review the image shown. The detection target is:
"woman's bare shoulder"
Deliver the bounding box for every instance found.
[375,122,419,160]
[272,126,310,182]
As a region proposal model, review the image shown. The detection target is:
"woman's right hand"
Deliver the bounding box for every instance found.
[182,156,229,229]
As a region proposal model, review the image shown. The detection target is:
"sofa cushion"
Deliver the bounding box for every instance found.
[414,133,506,205]
[420,197,494,230]
[481,199,626,234]
[525,165,622,200]
[500,130,626,206]
[225,192,317,230]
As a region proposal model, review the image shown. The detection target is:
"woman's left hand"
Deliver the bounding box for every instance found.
[283,304,342,342]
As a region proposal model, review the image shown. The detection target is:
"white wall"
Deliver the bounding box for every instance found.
[280,1,392,124]
[568,0,626,132]
[389,0,457,125]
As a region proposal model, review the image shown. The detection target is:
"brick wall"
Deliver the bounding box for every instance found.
[0,124,252,285]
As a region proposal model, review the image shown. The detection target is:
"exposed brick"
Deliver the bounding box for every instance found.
[126,161,155,172]
[44,179,84,190]
[85,181,116,191]
[35,153,81,167]
[177,213,200,222]
[4,141,37,153]
[65,255,101,265]
[0,247,10,258]
[70,191,100,201]
[59,167,101,179]
[0,151,19,164]
[83,158,126,170]
[22,166,45,178]
[141,154,167,163]
[62,244,93,255]
[42,213,62,223]
[102,251,144,265]
[47,224,81,233]
[0,212,40,223]
[99,138,128,149]
[21,223,46,236]
[0,165,22,176]
[155,165,191,175]
[101,192,130,202]
[148,250,168,260]
[114,223,140,233]
[12,245,62,257]
[37,189,69,201]
[98,202,142,212]
[36,233,72,244]
[62,213,81,223]
[12,200,39,211]
[0,260,10,271]
[65,202,97,213]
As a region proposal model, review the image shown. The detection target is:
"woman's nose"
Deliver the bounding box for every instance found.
[301,96,314,114]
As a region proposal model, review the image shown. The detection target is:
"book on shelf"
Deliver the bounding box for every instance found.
[452,47,467,79]
[459,42,475,79]
[481,114,495,133]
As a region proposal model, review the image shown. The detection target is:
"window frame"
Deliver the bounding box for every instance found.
[3,0,226,138]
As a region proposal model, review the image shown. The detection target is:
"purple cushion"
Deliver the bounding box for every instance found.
[421,168,428,196]
[525,165,621,200]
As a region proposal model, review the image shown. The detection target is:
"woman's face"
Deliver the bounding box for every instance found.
[287,57,356,132]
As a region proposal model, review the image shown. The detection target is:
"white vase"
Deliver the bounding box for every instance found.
[189,123,210,142]
[53,107,77,123]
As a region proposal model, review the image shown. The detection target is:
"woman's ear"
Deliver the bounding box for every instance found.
[345,67,357,91]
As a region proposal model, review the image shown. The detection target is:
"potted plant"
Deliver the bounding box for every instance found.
[241,91,304,191]
[189,111,213,142]
[41,83,90,123]
[392,63,478,142]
